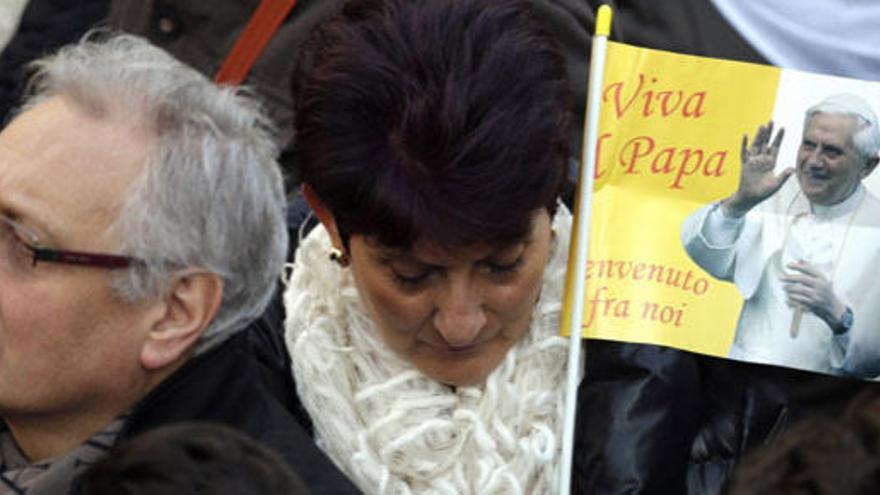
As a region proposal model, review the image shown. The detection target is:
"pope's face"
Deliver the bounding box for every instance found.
[796,112,871,206]
[346,210,553,386]
[0,97,154,426]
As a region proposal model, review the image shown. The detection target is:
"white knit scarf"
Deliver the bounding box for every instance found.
[284,207,571,495]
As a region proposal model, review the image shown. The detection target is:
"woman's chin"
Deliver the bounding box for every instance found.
[413,344,508,387]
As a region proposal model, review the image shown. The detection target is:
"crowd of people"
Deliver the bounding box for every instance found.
[0,1,878,494]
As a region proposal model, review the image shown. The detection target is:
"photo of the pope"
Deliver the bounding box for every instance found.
[681,93,880,378]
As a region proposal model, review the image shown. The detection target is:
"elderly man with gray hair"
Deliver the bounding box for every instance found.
[682,93,880,379]
[0,34,356,494]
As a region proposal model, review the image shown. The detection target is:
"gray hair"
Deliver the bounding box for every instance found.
[805,93,880,161]
[22,33,288,353]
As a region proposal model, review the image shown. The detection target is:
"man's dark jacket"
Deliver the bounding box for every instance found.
[118,323,359,494]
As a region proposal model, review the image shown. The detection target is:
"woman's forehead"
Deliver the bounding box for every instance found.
[360,209,550,262]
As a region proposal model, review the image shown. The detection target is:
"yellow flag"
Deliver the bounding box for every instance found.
[572,41,880,371]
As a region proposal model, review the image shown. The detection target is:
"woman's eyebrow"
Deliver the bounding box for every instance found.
[482,244,525,260]
[379,251,442,270]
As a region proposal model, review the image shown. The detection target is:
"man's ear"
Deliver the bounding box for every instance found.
[301,182,345,251]
[140,270,224,371]
[861,156,880,178]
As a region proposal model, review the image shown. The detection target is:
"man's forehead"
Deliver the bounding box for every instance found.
[805,112,860,136]
[0,97,150,238]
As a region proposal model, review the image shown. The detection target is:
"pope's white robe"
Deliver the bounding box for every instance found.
[681,179,880,378]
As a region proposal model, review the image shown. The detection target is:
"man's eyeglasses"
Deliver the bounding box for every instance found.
[0,212,139,270]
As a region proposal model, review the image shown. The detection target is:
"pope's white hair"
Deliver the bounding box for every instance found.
[805,93,880,161]
[21,33,288,353]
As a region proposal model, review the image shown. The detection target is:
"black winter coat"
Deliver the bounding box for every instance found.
[119,319,359,494]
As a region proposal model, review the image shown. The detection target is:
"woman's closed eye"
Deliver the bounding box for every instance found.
[391,267,432,287]
[383,258,435,288]
[481,256,523,279]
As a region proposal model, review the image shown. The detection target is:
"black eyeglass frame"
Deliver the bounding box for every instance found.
[1,213,140,269]
[28,246,138,269]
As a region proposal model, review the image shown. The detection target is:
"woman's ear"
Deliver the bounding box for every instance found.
[140,269,224,371]
[301,182,346,251]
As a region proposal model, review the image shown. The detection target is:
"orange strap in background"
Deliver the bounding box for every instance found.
[214,0,298,85]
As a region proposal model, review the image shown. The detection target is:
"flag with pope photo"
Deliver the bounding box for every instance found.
[563,36,880,367]
[557,6,880,493]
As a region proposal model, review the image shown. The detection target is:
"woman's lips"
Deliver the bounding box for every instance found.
[421,340,483,355]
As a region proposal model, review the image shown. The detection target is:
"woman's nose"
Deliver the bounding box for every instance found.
[432,283,486,347]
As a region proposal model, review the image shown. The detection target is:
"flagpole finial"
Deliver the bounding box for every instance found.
[596,5,612,37]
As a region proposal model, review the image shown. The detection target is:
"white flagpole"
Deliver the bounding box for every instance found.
[558,5,612,494]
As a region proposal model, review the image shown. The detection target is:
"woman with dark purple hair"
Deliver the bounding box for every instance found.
[282,0,576,492]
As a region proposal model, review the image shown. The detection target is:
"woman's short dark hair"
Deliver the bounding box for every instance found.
[292,0,571,249]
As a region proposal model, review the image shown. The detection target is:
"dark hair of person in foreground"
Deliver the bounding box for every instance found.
[74,422,310,495]
[723,388,880,495]
[291,0,571,251]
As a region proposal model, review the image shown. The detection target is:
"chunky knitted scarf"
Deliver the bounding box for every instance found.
[284,207,571,495]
